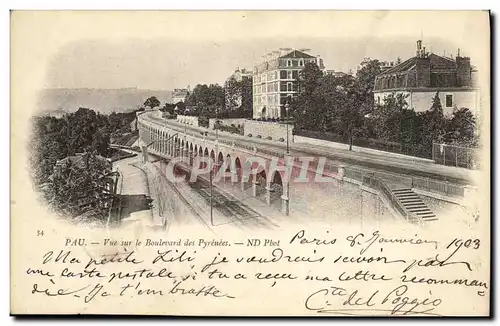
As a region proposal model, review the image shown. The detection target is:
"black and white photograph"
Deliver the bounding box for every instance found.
[10,10,491,317]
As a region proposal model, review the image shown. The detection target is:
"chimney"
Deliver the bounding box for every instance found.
[456,55,472,87]
[315,55,324,69]
[415,43,431,87]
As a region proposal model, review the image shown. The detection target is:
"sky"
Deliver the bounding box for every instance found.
[12,11,490,91]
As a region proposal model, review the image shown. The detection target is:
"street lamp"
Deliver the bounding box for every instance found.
[285,102,290,154]
[210,161,214,226]
[210,107,220,227]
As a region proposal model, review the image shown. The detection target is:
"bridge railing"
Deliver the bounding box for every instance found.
[138,113,466,199]
[344,168,364,182]
[362,173,423,225]
[411,177,464,197]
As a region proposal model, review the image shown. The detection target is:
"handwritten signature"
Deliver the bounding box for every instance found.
[305,284,442,316]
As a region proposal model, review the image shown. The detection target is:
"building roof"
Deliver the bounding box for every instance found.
[172,89,189,97]
[235,68,252,75]
[378,53,457,76]
[56,153,110,168]
[280,49,316,59]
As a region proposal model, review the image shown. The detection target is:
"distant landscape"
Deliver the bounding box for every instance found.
[36,88,173,116]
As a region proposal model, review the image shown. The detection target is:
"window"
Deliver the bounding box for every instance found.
[287,70,292,79]
[292,70,299,79]
[287,82,293,92]
[292,60,298,67]
[287,60,291,67]
[445,95,453,107]
[280,70,287,79]
[299,59,304,66]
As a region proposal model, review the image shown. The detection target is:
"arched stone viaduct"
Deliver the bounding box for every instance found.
[137,113,340,215]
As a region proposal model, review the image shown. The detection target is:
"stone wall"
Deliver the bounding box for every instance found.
[208,118,246,130]
[374,89,479,116]
[177,115,199,127]
[243,119,294,141]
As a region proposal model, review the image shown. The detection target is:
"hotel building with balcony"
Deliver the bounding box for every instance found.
[252,48,324,119]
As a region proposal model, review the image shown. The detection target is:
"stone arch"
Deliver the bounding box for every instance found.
[235,156,242,182]
[216,151,224,174]
[189,143,194,166]
[224,153,232,183]
[166,133,171,155]
[175,137,181,157]
[162,131,167,154]
[269,170,284,204]
[256,169,267,196]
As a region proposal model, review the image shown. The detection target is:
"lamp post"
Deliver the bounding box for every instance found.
[210,165,214,226]
[215,107,219,140]
[283,102,291,216]
[210,107,219,227]
[285,103,290,154]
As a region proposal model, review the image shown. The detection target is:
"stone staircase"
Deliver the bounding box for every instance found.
[391,188,438,222]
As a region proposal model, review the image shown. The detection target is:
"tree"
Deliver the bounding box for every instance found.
[372,92,409,142]
[185,84,225,110]
[355,59,382,110]
[445,107,477,145]
[292,62,324,130]
[224,76,253,117]
[421,92,446,141]
[143,96,160,109]
[42,152,115,222]
[298,62,323,96]
[409,91,446,158]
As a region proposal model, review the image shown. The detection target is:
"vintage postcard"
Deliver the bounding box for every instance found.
[10,10,490,316]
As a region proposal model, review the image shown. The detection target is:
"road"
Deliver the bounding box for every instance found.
[146,114,475,184]
[150,157,280,232]
[112,155,158,234]
[111,149,279,234]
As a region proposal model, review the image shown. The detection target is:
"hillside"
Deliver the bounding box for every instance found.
[36,88,173,115]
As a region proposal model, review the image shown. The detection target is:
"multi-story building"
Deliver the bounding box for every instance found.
[224,68,252,111]
[373,40,480,116]
[324,70,350,78]
[230,68,252,82]
[252,48,324,119]
[172,86,191,104]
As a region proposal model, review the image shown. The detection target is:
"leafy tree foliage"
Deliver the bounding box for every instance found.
[356,59,382,110]
[143,96,161,108]
[29,107,140,222]
[224,76,253,117]
[29,107,137,184]
[185,84,225,109]
[445,107,477,146]
[291,59,477,158]
[41,152,115,223]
